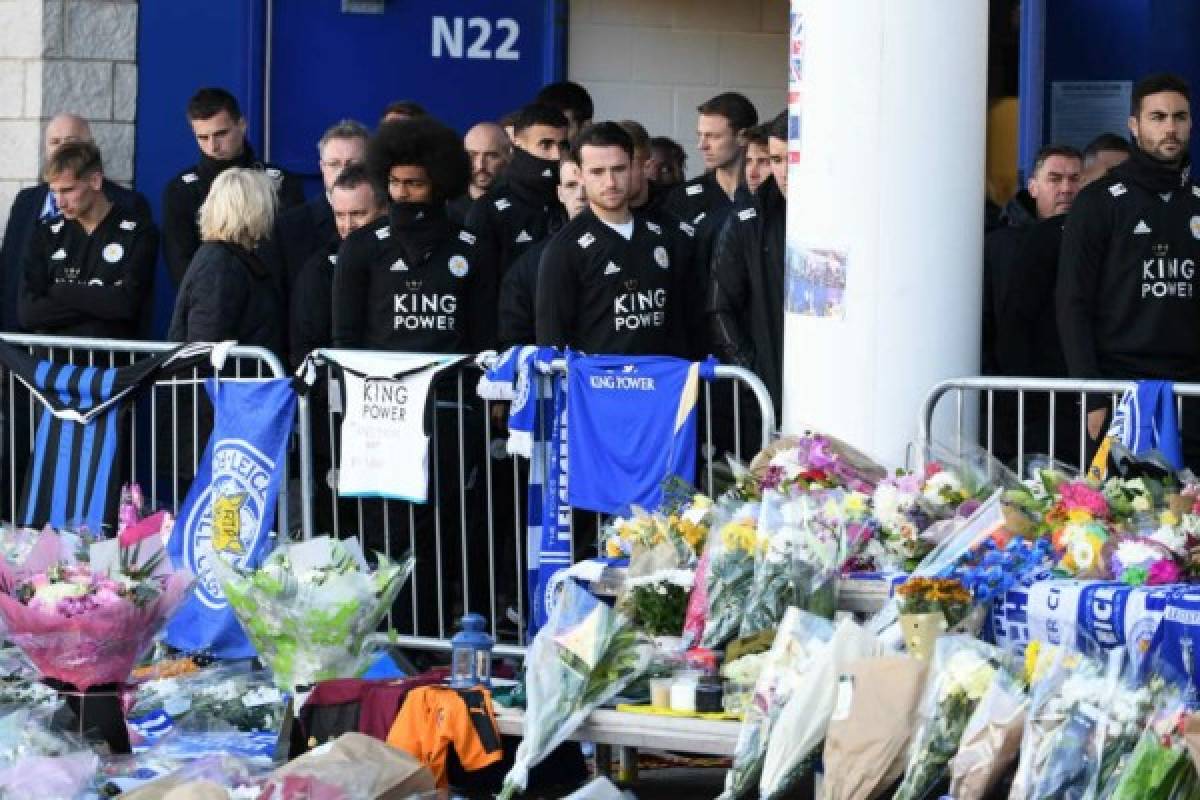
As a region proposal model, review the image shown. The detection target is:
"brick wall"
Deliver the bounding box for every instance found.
[0,0,138,237]
[567,0,788,179]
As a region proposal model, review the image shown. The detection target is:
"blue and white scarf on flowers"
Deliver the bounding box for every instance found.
[477,346,570,634]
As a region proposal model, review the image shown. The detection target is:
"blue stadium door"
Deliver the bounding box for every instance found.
[266,0,566,195]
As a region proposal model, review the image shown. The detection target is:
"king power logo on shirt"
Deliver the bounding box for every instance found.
[359,378,411,423]
[612,287,666,331]
[1141,253,1195,299]
[588,370,657,391]
[393,293,458,330]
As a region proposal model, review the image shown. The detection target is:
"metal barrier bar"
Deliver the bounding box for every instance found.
[917,375,1200,476]
[299,349,776,655]
[0,333,294,532]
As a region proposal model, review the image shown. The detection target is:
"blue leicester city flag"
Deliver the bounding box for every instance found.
[166,378,297,658]
[566,353,715,516]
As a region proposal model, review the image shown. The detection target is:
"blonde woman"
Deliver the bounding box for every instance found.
[168,168,283,354]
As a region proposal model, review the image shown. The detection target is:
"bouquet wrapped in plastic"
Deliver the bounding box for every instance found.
[758,617,881,800]
[738,491,800,638]
[128,663,288,751]
[893,636,1005,800]
[1013,647,1159,798]
[0,540,192,691]
[718,609,835,800]
[213,536,412,693]
[0,707,98,799]
[499,578,652,799]
[948,667,1029,800]
[1104,697,1199,799]
[699,501,760,650]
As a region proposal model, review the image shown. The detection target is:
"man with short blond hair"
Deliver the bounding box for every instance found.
[0,113,149,332]
[19,141,157,338]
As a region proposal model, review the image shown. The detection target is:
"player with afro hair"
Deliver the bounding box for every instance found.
[366,117,471,206]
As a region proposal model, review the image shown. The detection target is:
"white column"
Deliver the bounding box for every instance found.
[783,0,988,467]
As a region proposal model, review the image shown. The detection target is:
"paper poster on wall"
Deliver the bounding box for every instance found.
[786,245,847,319]
[788,6,804,166]
[1050,81,1132,152]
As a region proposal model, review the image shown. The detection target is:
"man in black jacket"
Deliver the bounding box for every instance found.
[709,112,788,429]
[1058,72,1200,464]
[289,165,387,368]
[0,113,149,332]
[162,88,304,287]
[264,119,368,308]
[982,144,1082,375]
[332,118,497,354]
[996,138,1132,465]
[447,122,510,225]
[536,122,695,356]
[464,103,569,279]
[535,80,593,141]
[663,92,757,356]
[19,142,157,339]
[497,151,587,350]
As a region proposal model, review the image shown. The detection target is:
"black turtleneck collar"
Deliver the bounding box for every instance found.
[197,142,256,182]
[388,202,454,266]
[503,147,560,202]
[1119,146,1192,194]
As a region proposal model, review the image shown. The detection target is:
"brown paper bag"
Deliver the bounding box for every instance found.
[949,678,1028,800]
[822,655,928,800]
[271,732,436,799]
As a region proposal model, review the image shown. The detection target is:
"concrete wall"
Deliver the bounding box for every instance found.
[567,0,788,179]
[0,0,138,237]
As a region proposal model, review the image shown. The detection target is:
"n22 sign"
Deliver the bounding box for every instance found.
[432,17,520,60]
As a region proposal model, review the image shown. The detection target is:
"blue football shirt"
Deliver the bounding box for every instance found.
[566,353,714,515]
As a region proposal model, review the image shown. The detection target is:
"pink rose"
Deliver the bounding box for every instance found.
[1147,559,1183,586]
[1058,482,1110,518]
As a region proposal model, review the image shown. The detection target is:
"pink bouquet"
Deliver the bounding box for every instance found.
[0,551,192,690]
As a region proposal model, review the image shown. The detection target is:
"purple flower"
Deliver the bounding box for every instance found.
[804,436,838,470]
[762,465,785,490]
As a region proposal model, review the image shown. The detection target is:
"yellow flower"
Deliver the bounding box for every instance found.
[1067,509,1094,524]
[1024,641,1043,684]
[1161,510,1181,527]
[844,492,868,517]
[605,538,624,558]
[692,494,712,510]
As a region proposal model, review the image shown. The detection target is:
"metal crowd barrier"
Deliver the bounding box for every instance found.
[0,333,292,530]
[296,349,777,655]
[918,376,1200,477]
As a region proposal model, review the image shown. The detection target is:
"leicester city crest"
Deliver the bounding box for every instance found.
[182,438,274,610]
